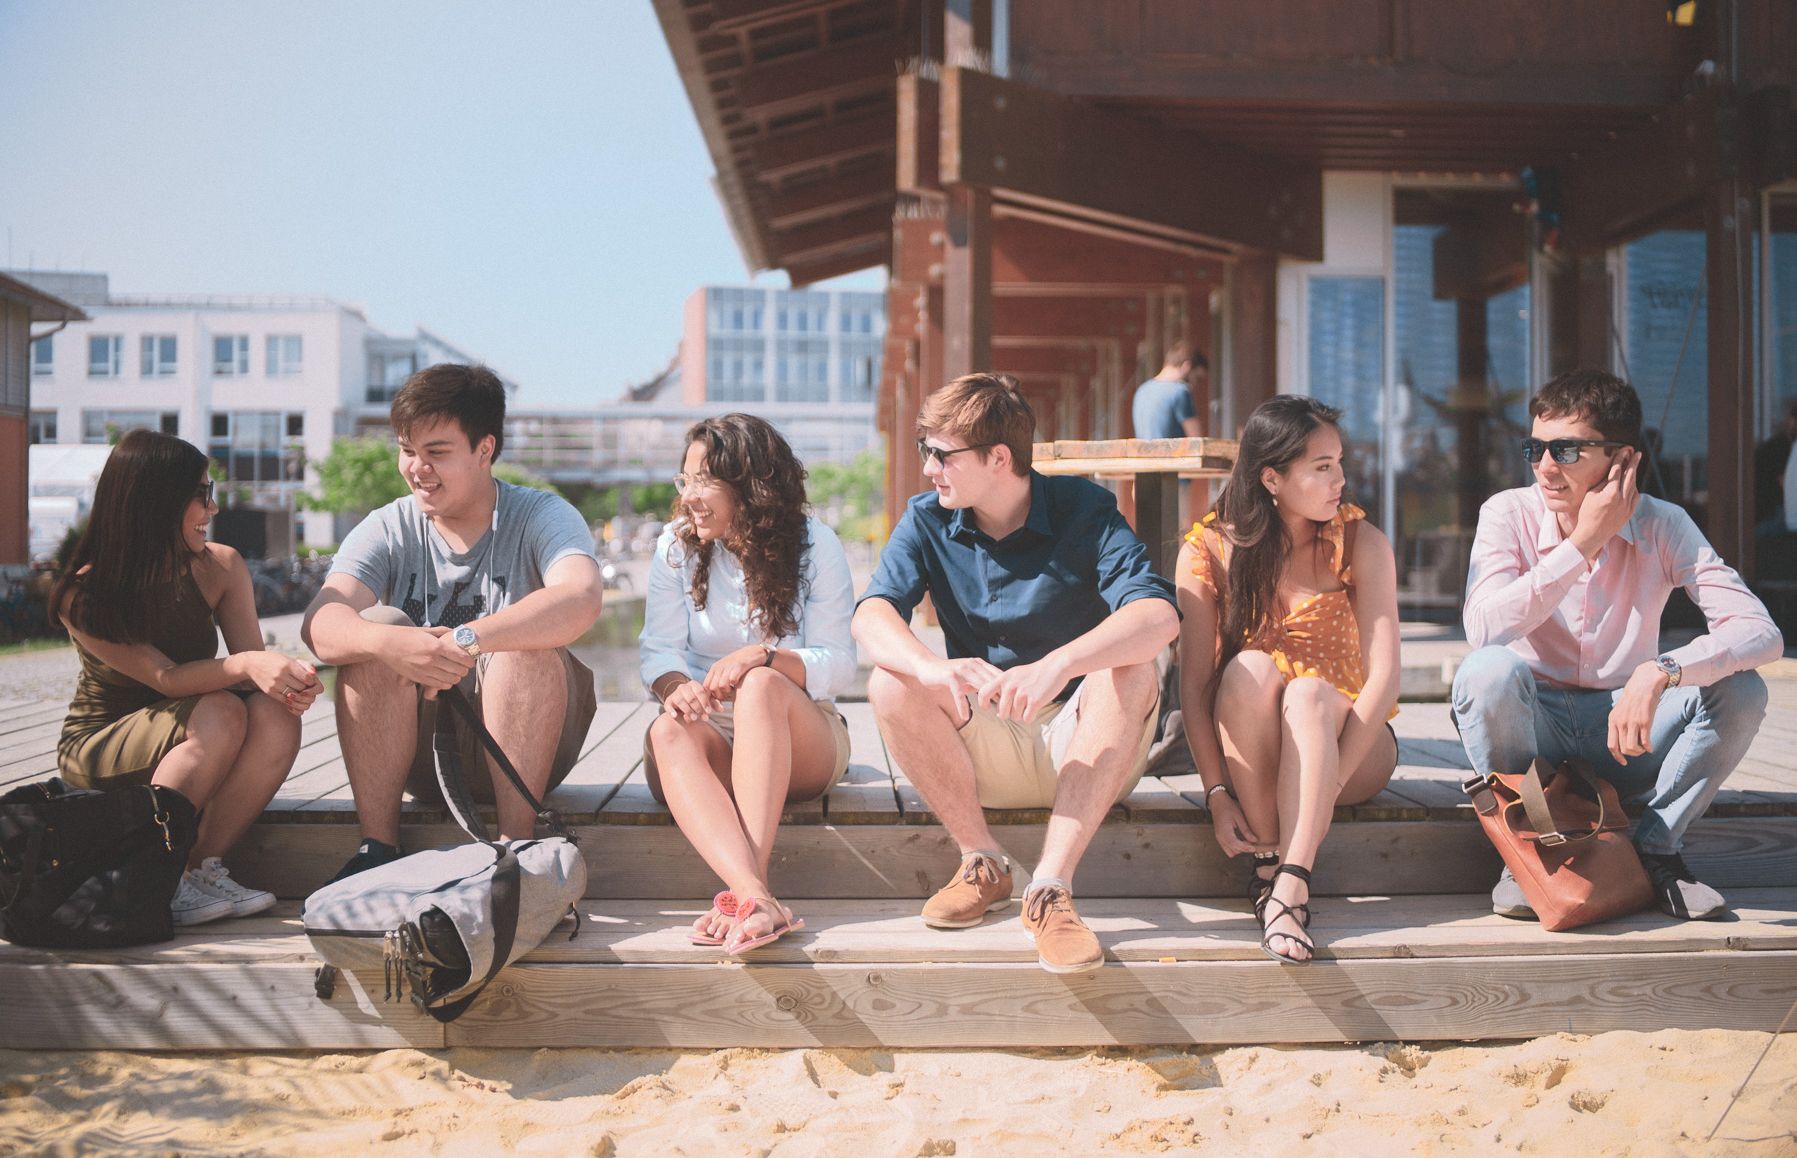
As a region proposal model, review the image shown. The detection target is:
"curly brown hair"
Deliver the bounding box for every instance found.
[673,413,811,640]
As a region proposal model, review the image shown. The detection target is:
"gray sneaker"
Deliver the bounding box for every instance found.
[189,857,276,918]
[1639,851,1728,920]
[171,873,236,927]
[1490,866,1537,920]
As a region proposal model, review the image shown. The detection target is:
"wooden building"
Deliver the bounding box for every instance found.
[0,274,86,567]
[655,0,1796,594]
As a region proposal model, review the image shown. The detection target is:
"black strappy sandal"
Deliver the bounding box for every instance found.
[1246,852,1280,919]
[1259,863,1315,965]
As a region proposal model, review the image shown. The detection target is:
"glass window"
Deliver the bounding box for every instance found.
[209,410,301,482]
[1624,230,1708,521]
[28,411,56,443]
[87,335,123,378]
[31,335,53,376]
[1307,275,1386,518]
[286,412,304,438]
[81,409,175,443]
[1761,193,1797,531]
[267,334,303,375]
[140,334,178,377]
[213,335,250,375]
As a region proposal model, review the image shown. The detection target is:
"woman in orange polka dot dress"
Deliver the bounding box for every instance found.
[1176,395,1401,964]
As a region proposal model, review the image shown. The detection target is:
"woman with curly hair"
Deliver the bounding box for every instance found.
[639,413,857,954]
[1175,396,1400,964]
[52,429,321,926]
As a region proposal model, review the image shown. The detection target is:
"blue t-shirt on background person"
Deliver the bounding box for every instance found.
[1131,377,1195,439]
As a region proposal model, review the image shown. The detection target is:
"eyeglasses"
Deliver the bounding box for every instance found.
[916,440,994,468]
[672,472,720,495]
[1521,438,1629,466]
[194,480,215,506]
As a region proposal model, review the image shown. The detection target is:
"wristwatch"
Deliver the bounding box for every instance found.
[1651,654,1681,687]
[452,624,482,657]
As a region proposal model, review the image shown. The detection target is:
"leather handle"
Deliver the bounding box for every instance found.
[1517,757,1609,847]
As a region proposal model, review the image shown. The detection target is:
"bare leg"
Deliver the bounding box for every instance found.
[1035,661,1158,886]
[867,666,998,855]
[1214,651,1288,848]
[335,655,419,846]
[151,692,248,864]
[477,648,568,840]
[648,711,748,942]
[1265,676,1354,962]
[190,696,300,864]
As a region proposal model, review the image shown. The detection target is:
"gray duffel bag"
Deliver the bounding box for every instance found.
[302,688,586,1023]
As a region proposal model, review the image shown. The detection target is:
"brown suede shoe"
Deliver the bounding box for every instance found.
[1021,883,1103,974]
[920,851,1013,928]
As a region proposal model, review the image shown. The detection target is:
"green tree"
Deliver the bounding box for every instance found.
[808,449,886,540]
[297,438,408,514]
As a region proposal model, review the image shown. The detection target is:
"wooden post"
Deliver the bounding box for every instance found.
[1455,297,1491,533]
[1133,471,1181,579]
[1228,253,1278,437]
[1707,177,1755,574]
[943,185,993,378]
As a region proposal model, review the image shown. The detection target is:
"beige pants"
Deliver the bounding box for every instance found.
[956,676,1159,809]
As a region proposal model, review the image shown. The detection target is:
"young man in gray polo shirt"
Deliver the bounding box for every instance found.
[302,364,604,881]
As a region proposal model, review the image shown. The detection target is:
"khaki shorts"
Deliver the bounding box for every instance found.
[957,676,1160,810]
[403,645,598,806]
[641,697,851,803]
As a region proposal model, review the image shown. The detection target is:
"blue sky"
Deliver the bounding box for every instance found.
[0,1,881,406]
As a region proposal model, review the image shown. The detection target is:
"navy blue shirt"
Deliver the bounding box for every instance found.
[859,471,1176,699]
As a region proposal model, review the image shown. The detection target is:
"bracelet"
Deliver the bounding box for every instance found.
[1205,783,1234,800]
[761,644,776,667]
[653,674,688,702]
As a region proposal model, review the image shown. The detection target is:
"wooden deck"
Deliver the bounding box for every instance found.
[3,682,1796,1049]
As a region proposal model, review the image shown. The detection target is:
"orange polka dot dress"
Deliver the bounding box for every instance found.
[1185,503,1397,719]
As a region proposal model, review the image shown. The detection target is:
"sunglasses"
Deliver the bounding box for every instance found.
[916,439,994,468]
[194,480,216,505]
[1521,438,1629,466]
[672,472,719,495]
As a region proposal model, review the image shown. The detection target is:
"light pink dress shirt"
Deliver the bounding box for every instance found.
[1464,486,1783,690]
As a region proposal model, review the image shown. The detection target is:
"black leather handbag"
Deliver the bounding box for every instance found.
[0,777,198,948]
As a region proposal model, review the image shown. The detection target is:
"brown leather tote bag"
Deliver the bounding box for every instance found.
[1463,757,1654,931]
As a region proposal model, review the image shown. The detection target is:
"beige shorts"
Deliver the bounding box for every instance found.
[642,697,852,802]
[957,676,1160,810]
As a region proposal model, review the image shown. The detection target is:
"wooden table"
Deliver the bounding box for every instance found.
[1032,437,1238,576]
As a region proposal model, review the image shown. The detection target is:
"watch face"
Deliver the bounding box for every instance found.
[454,626,476,646]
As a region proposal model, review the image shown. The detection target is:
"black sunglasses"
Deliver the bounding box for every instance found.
[194,479,216,505]
[916,439,994,467]
[1521,438,1629,466]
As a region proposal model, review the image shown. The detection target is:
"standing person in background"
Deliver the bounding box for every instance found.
[1131,343,1207,440]
[302,364,603,882]
[1175,396,1401,965]
[53,430,318,926]
[640,414,857,956]
[1453,369,1781,922]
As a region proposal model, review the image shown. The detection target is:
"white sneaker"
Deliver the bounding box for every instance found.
[188,857,277,918]
[171,874,236,926]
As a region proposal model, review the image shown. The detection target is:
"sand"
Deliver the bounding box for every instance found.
[1,1029,1792,1156]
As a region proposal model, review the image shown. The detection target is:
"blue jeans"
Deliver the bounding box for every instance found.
[1451,646,1769,854]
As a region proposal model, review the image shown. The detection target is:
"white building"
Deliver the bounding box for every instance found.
[13,271,514,548]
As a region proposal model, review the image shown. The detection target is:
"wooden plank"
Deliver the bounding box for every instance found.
[764,163,896,231]
[0,963,442,1049]
[750,110,894,181]
[940,66,1322,259]
[824,702,901,822]
[0,704,65,739]
[731,35,900,120]
[447,952,1797,1048]
[1116,773,1204,823]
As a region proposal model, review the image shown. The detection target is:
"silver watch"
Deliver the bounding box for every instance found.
[452,624,481,657]
[1652,654,1681,687]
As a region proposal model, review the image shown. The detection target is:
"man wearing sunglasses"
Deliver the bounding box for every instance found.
[853,372,1179,973]
[1453,369,1782,921]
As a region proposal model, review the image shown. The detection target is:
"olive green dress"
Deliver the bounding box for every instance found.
[58,572,221,789]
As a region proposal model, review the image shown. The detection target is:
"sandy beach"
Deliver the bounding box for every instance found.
[2,1029,1792,1155]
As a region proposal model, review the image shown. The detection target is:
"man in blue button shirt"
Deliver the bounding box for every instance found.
[853,373,1180,974]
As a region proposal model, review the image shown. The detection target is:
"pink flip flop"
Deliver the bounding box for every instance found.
[688,890,739,946]
[722,895,804,956]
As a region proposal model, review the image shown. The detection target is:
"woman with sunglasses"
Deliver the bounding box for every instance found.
[52,429,321,925]
[639,414,857,955]
[1174,396,1401,964]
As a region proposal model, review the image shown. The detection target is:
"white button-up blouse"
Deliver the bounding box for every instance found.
[638,515,859,700]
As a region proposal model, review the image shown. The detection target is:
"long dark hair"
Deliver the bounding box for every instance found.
[673,413,810,641]
[52,430,212,644]
[1207,395,1346,698]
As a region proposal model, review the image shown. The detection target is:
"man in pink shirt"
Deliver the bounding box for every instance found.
[1453,369,1782,921]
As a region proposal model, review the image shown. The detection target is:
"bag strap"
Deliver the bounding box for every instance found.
[1517,757,1611,847]
[421,842,522,1024]
[434,686,572,843]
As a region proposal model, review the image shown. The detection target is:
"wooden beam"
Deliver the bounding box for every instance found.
[993,213,1224,290]
[1708,176,1754,575]
[1432,207,1530,301]
[750,110,895,181]
[768,205,892,264]
[764,162,896,229]
[708,0,833,33]
[1561,89,1731,252]
[732,36,900,119]
[896,73,942,194]
[990,344,1100,377]
[1227,254,1278,432]
[994,295,1147,341]
[937,66,1323,259]
[942,183,992,377]
[785,241,889,286]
